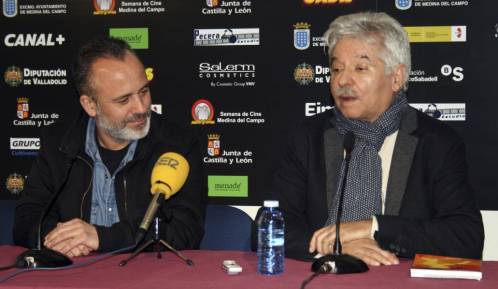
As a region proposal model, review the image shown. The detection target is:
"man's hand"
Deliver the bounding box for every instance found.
[65,245,92,258]
[342,238,399,266]
[44,218,99,258]
[309,220,372,255]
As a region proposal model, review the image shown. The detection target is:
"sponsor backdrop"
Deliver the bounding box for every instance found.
[1,1,497,212]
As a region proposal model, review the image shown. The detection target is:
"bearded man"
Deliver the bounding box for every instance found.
[14,36,206,257]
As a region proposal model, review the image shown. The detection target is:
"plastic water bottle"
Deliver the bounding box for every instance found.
[257,200,285,275]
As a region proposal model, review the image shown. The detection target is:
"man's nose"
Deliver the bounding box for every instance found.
[336,68,353,87]
[130,94,148,114]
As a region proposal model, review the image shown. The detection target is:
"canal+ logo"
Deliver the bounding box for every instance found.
[4,33,65,47]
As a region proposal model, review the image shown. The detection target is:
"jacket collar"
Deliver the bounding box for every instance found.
[58,110,88,159]
[384,107,419,215]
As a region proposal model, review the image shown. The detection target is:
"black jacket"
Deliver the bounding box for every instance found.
[14,111,206,252]
[268,107,484,261]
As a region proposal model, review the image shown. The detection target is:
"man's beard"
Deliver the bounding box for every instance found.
[96,107,151,143]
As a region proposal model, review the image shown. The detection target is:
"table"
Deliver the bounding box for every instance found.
[1,246,497,289]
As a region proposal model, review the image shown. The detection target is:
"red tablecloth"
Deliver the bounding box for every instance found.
[0,246,496,289]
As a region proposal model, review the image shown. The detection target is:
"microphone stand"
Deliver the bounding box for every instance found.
[119,215,193,267]
[118,152,192,267]
[311,132,368,274]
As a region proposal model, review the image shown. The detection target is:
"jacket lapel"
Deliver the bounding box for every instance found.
[385,107,419,216]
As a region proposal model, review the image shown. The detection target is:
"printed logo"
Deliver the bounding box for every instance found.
[194,28,260,46]
[94,0,165,14]
[398,0,469,8]
[3,0,17,17]
[5,66,68,86]
[109,28,149,49]
[218,111,265,124]
[17,97,29,119]
[204,134,255,164]
[198,62,256,88]
[395,0,412,10]
[207,134,221,157]
[151,104,162,114]
[206,0,220,7]
[93,0,116,15]
[452,26,466,41]
[4,33,65,47]
[410,69,438,82]
[410,103,466,121]
[191,99,215,125]
[145,67,154,81]
[14,97,59,127]
[294,22,311,50]
[4,66,23,87]
[410,65,463,83]
[6,173,24,194]
[10,137,40,150]
[404,26,466,42]
[293,22,326,49]
[441,64,464,82]
[305,102,333,116]
[302,0,353,5]
[208,175,248,197]
[3,1,67,16]
[10,137,40,156]
[203,0,252,15]
[294,63,315,85]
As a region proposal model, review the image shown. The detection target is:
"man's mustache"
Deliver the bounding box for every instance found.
[125,109,151,123]
[334,87,358,97]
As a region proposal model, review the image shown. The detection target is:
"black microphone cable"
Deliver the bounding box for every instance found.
[0,244,135,284]
[301,262,332,289]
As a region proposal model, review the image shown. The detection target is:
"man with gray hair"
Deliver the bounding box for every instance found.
[272,12,483,265]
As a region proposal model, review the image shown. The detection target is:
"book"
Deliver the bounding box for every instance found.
[410,253,482,281]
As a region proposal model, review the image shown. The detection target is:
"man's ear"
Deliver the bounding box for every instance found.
[80,94,97,117]
[391,64,406,92]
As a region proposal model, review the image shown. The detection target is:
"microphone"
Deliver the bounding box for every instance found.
[311,131,369,274]
[333,131,355,255]
[134,152,190,244]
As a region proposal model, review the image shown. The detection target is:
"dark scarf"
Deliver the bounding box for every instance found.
[326,92,408,225]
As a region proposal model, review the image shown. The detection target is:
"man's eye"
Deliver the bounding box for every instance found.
[117,98,129,104]
[139,88,149,96]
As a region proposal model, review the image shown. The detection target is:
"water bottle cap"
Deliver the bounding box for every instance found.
[263,200,279,207]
